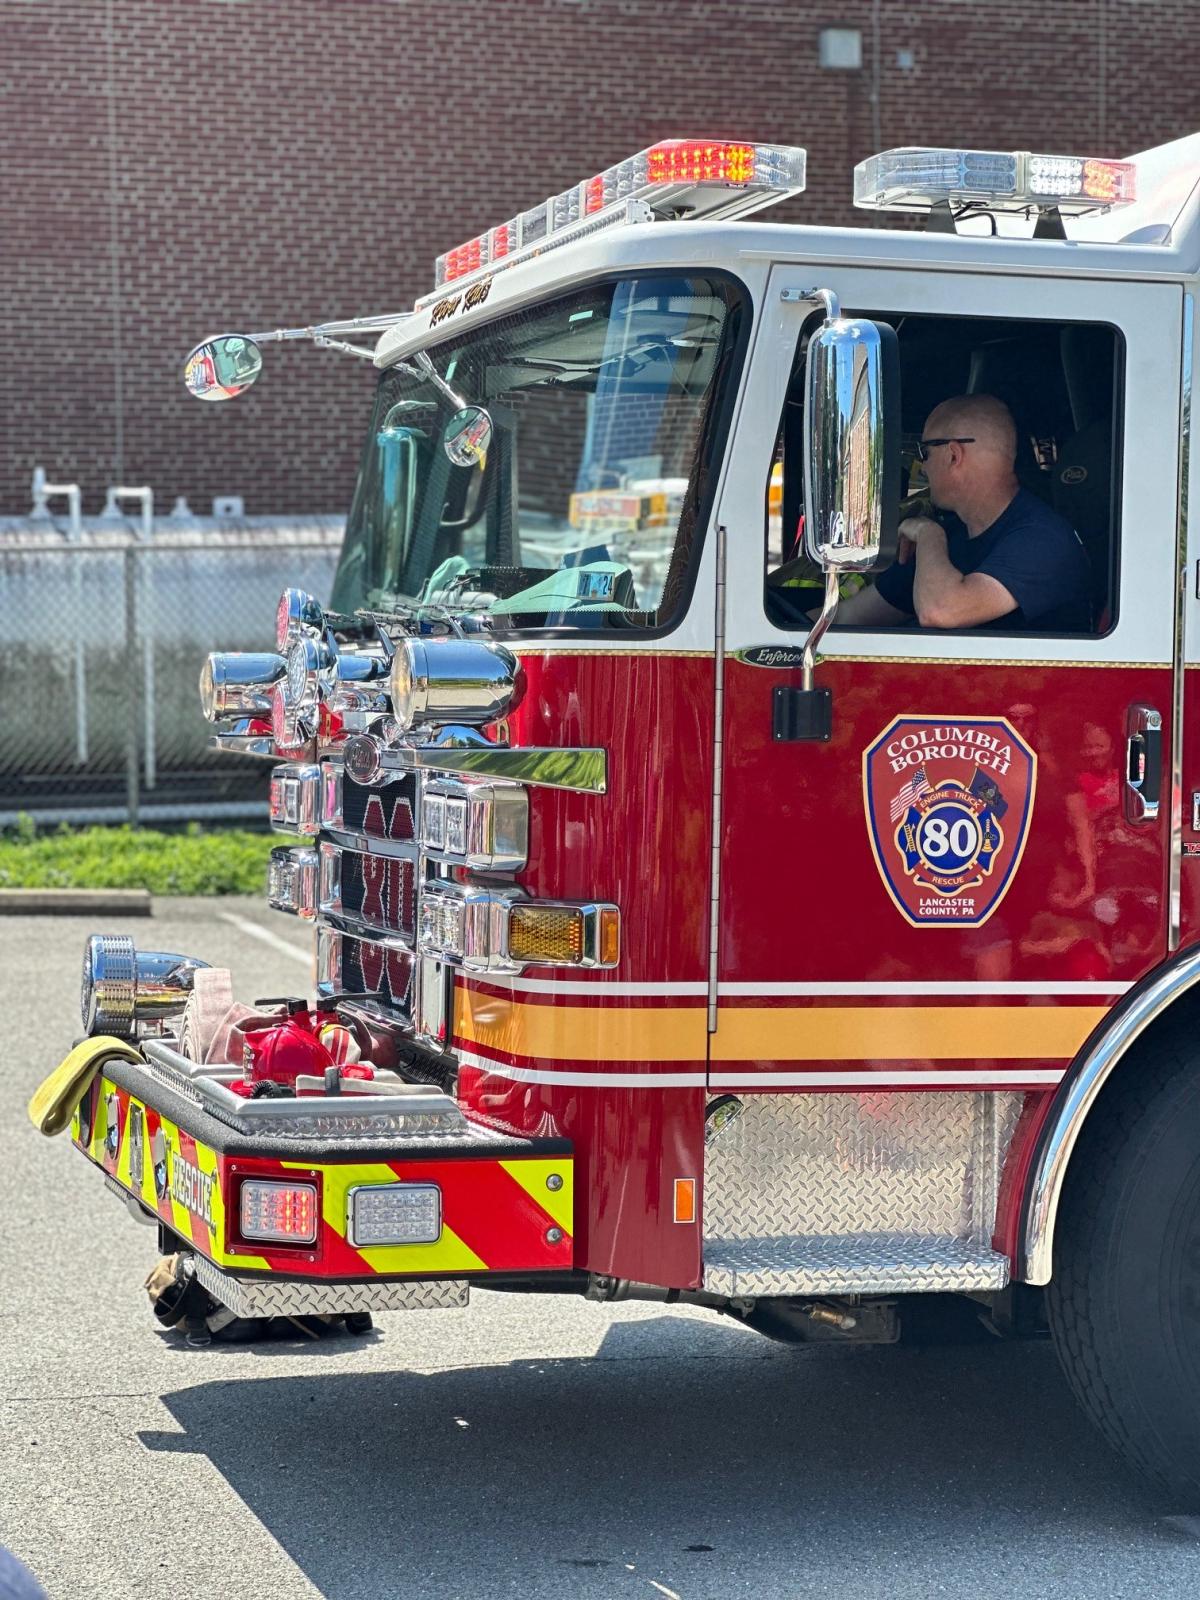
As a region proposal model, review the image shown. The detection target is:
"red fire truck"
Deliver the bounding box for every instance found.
[35,136,1200,1501]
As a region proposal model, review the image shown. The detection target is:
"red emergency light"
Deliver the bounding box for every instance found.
[425,138,807,298]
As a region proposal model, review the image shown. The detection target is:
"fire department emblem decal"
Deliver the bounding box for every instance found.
[863,715,1036,928]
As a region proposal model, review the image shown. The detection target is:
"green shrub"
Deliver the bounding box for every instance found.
[0,820,275,896]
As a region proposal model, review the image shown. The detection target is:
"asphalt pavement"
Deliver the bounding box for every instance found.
[3,897,1200,1600]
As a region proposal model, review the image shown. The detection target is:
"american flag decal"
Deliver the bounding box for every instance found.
[890,763,930,822]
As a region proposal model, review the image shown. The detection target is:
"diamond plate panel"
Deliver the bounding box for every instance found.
[703,1235,1010,1297]
[193,1256,469,1317]
[703,1092,1024,1296]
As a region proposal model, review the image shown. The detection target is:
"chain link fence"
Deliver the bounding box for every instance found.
[0,519,343,825]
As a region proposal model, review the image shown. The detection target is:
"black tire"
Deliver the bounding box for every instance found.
[1046,1018,1200,1505]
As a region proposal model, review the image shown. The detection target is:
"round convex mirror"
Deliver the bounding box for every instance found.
[443,406,493,468]
[183,335,263,401]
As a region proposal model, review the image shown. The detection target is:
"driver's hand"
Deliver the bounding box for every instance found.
[898,515,943,552]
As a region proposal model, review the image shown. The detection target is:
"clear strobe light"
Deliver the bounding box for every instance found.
[349,1183,442,1247]
[854,146,1136,216]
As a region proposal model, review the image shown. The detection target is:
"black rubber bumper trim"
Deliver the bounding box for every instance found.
[95,1055,572,1163]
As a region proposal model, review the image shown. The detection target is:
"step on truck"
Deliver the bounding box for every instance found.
[34,135,1200,1503]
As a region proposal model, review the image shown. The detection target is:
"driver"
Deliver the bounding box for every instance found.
[832,394,1090,632]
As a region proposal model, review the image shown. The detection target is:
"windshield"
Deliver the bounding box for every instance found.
[330,274,745,632]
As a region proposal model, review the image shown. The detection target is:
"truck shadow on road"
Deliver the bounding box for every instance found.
[138,1315,1183,1600]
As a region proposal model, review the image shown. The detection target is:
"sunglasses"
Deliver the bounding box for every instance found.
[915,436,975,463]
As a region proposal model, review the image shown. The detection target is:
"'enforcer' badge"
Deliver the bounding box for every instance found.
[863,714,1037,928]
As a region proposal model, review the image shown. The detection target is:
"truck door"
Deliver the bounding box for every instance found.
[712,264,1183,1100]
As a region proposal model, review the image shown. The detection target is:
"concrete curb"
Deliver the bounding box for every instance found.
[0,888,152,916]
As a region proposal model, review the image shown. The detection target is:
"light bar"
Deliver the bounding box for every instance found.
[854,146,1136,217]
[427,138,807,294]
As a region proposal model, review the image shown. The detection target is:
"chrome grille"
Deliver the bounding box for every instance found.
[340,772,417,839]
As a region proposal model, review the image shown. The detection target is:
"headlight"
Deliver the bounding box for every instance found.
[388,637,522,732]
[199,653,285,722]
[81,934,210,1038]
[285,635,333,711]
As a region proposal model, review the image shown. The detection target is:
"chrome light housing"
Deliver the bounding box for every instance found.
[269,763,322,835]
[285,634,335,712]
[327,648,392,715]
[199,653,285,722]
[420,775,527,871]
[276,587,325,652]
[81,934,211,1038]
[417,886,619,972]
[268,846,319,919]
[388,637,522,733]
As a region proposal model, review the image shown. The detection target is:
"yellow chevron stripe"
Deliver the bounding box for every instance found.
[499,1159,574,1235]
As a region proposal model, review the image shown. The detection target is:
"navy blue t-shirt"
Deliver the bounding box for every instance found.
[873,488,1090,631]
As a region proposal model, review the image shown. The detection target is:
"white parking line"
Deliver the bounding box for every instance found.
[218,910,312,967]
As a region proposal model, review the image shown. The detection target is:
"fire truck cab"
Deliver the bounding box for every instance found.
[36,134,1200,1503]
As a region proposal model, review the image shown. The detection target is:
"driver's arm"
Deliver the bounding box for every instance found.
[808,581,909,627]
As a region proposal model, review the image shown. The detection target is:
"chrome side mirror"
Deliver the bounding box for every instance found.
[803,313,899,572]
[183,334,263,401]
[443,406,493,467]
[774,294,899,744]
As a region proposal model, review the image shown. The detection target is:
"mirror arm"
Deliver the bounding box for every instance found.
[401,351,469,412]
[313,335,377,360]
[802,569,840,691]
[245,313,414,345]
[781,286,841,324]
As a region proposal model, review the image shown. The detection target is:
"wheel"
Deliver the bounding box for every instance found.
[1046,1019,1200,1504]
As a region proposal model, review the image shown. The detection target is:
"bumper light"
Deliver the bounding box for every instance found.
[418,888,619,972]
[509,904,620,966]
[239,1179,318,1245]
[420,776,527,871]
[199,652,285,722]
[388,637,523,732]
[268,846,319,919]
[349,1183,442,1247]
[269,763,321,835]
[81,934,210,1038]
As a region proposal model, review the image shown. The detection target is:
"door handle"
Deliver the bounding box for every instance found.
[1124,704,1162,824]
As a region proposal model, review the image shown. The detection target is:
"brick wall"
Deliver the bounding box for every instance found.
[3,0,1197,515]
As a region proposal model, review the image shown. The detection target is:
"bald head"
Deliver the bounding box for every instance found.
[926,394,1017,469]
[918,393,1020,528]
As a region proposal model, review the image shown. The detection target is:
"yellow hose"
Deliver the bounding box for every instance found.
[28,1037,143,1137]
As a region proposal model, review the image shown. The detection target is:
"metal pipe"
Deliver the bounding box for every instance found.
[123,544,140,825]
[31,470,89,763]
[106,486,156,789]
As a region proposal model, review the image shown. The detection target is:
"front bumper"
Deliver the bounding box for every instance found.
[71,1046,574,1309]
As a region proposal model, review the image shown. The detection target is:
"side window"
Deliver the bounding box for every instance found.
[764,313,1124,637]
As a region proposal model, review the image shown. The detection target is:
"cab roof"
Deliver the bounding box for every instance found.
[374,131,1200,370]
